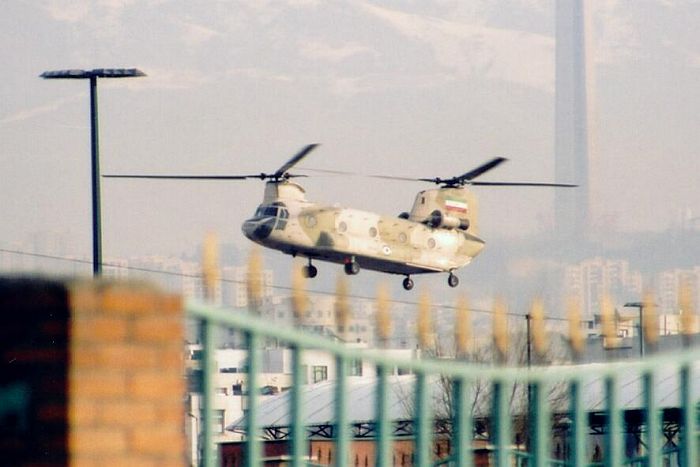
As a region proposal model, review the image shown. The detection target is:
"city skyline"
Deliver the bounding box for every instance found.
[2,2,700,261]
[3,229,697,327]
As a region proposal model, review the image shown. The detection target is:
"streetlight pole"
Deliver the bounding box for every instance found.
[41,69,146,276]
[89,75,102,277]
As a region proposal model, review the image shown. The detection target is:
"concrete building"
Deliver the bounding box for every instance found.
[564,257,642,319]
[221,265,275,308]
[185,343,418,466]
[656,267,700,316]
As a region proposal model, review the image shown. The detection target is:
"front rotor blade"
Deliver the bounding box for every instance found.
[103,174,255,180]
[273,143,319,178]
[456,157,508,182]
[470,181,578,187]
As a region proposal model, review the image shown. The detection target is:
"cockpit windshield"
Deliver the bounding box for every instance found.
[253,203,289,220]
[255,205,279,218]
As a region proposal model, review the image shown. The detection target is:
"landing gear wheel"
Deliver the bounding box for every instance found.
[344,261,360,275]
[448,273,459,288]
[303,265,318,278]
[402,277,414,291]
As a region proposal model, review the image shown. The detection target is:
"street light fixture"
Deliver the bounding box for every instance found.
[40,68,146,276]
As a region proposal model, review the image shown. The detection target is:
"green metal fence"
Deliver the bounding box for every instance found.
[187,301,699,467]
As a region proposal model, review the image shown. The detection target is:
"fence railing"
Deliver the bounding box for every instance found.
[187,300,699,467]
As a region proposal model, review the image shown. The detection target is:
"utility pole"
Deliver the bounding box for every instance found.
[526,313,532,431]
[526,313,532,368]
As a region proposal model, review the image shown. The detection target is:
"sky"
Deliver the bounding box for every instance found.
[1,0,699,276]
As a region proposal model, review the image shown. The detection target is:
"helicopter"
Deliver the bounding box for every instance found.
[105,144,575,290]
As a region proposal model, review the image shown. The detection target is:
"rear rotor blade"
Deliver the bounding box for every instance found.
[273,143,319,178]
[302,156,510,186]
[299,160,575,188]
[297,167,358,176]
[470,181,577,187]
[455,157,508,182]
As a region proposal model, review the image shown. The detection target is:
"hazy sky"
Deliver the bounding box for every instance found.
[2,0,699,266]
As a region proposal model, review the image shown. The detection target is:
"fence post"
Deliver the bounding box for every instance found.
[452,376,473,467]
[604,376,622,467]
[643,371,660,467]
[529,380,549,467]
[415,370,433,466]
[569,380,586,467]
[200,319,217,467]
[375,364,392,467]
[245,331,261,467]
[335,355,349,467]
[291,344,306,467]
[492,380,511,467]
[680,364,697,467]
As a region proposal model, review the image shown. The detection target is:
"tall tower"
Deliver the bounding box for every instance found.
[555,0,593,239]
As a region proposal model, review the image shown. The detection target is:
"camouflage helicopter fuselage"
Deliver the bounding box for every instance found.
[105,143,572,289]
[242,181,485,278]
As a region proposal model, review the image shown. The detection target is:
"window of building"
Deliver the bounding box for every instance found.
[213,410,225,434]
[199,409,226,434]
[349,359,363,376]
[312,365,328,383]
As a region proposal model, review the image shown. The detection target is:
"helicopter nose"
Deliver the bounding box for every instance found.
[242,218,274,241]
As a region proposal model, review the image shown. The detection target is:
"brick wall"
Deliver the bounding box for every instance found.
[0,278,70,467]
[69,281,185,467]
[0,278,186,467]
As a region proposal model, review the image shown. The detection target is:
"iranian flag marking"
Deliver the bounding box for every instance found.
[445,198,468,213]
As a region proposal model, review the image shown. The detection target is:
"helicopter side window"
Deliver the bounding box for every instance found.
[275,207,289,230]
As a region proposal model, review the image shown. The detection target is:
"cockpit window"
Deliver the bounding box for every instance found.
[253,204,289,230]
[255,205,280,218]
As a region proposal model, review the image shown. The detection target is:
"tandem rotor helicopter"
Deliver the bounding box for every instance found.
[106,144,575,290]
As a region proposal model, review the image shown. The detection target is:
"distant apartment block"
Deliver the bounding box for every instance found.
[221,265,275,308]
[656,266,700,317]
[564,257,642,319]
